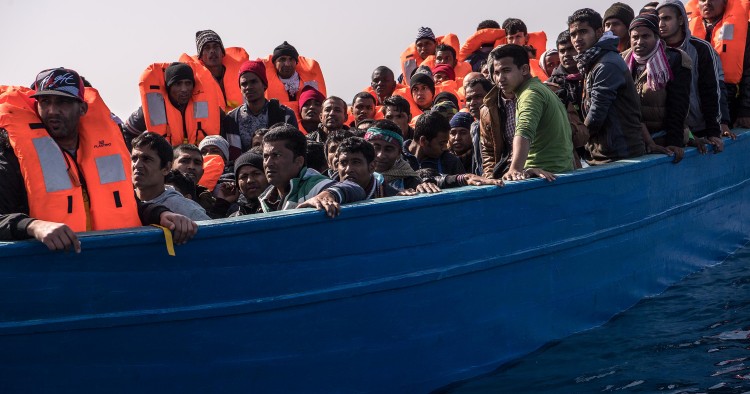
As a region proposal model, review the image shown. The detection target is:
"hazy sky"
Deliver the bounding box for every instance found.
[2,0,650,119]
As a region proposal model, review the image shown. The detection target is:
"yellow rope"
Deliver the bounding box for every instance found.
[149,225,176,256]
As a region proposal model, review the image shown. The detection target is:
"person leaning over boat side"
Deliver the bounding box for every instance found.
[259,124,365,217]
[403,110,465,175]
[131,132,211,222]
[623,11,691,164]
[307,96,349,143]
[569,8,646,164]
[603,2,636,52]
[0,68,197,250]
[224,60,298,161]
[657,0,733,152]
[122,62,231,149]
[490,44,574,181]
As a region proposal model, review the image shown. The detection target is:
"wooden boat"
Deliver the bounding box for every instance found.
[1,132,748,393]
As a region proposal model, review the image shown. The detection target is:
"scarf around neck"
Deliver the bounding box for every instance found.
[280,72,301,97]
[380,158,419,184]
[625,39,673,91]
[575,31,618,75]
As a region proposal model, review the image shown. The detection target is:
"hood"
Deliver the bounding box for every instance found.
[595,33,621,52]
[657,0,691,48]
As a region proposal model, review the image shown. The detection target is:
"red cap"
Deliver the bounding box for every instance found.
[432,64,456,81]
[299,85,325,108]
[238,60,268,87]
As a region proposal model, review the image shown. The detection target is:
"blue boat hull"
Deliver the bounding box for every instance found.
[1,133,749,393]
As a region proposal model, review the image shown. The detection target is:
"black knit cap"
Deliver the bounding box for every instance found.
[234,151,264,180]
[196,30,225,57]
[164,62,195,88]
[272,41,300,63]
[410,66,435,94]
[603,2,635,28]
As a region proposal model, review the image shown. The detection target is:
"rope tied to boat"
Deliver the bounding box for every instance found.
[149,224,176,256]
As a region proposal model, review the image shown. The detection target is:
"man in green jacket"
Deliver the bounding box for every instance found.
[489,44,574,181]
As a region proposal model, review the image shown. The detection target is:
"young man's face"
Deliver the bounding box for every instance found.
[326,141,342,170]
[604,18,628,42]
[172,150,204,184]
[352,97,376,123]
[416,38,437,59]
[199,41,224,68]
[419,131,449,159]
[168,79,194,107]
[252,133,264,148]
[557,41,579,73]
[301,99,322,122]
[371,70,396,99]
[274,55,297,79]
[630,27,658,57]
[449,126,472,155]
[239,72,266,103]
[658,5,683,43]
[263,140,304,188]
[464,83,488,120]
[492,57,527,95]
[569,21,602,54]
[337,151,375,190]
[699,0,727,21]
[434,71,451,84]
[132,145,169,190]
[383,106,410,134]
[237,165,268,199]
[321,99,347,130]
[371,139,401,173]
[435,49,457,67]
[544,52,560,77]
[412,83,434,110]
[507,31,529,45]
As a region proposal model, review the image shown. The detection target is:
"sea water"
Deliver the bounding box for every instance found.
[445,244,750,393]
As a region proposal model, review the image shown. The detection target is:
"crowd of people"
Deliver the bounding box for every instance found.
[0,0,746,252]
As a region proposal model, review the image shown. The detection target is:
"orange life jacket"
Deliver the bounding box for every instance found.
[262,55,326,123]
[400,33,461,85]
[686,0,750,26]
[688,0,748,84]
[0,86,141,232]
[198,154,224,192]
[139,62,222,146]
[459,29,507,62]
[364,84,410,106]
[526,31,548,59]
[530,61,548,82]
[179,47,250,111]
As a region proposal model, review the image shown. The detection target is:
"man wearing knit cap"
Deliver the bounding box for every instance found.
[299,85,326,134]
[622,11,691,163]
[656,0,732,149]
[410,66,436,116]
[432,64,456,83]
[449,112,480,175]
[181,29,249,110]
[400,27,438,85]
[225,60,297,161]
[416,27,438,61]
[222,150,267,217]
[263,41,327,109]
[603,2,635,52]
[123,62,227,148]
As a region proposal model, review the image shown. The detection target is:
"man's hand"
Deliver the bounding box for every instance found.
[215,181,239,203]
[415,182,441,193]
[464,174,504,187]
[734,116,750,129]
[707,136,724,153]
[688,137,708,154]
[159,212,198,245]
[26,220,80,253]
[665,146,685,163]
[503,168,556,182]
[721,124,737,140]
[298,191,341,218]
[397,189,418,196]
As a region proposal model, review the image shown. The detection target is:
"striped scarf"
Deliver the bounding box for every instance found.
[625,39,673,91]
